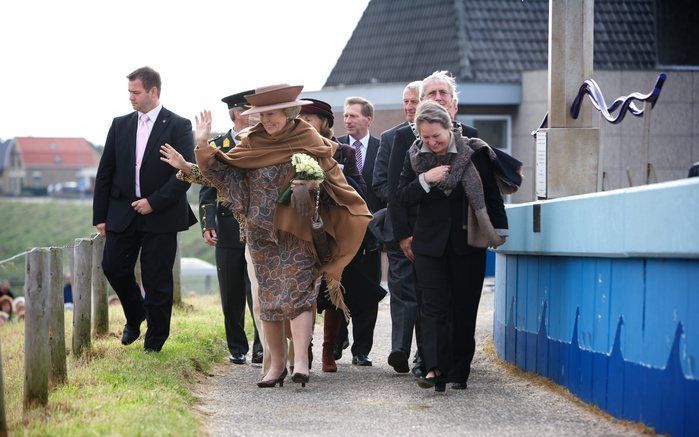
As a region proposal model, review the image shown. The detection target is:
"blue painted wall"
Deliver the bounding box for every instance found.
[494,179,699,436]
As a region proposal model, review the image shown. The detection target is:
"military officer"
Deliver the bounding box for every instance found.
[200,90,262,364]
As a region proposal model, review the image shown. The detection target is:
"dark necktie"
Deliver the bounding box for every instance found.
[353,139,363,172]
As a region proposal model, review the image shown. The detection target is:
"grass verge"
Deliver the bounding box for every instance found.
[1,294,235,436]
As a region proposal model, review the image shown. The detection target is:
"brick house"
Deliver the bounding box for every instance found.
[0,137,100,195]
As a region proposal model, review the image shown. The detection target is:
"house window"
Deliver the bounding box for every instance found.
[456,115,511,154]
[54,155,61,164]
[32,171,41,188]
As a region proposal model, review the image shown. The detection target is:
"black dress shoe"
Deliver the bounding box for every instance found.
[251,351,263,364]
[451,382,468,390]
[387,349,410,373]
[411,364,424,378]
[334,338,350,360]
[121,324,140,345]
[229,353,246,364]
[352,354,372,366]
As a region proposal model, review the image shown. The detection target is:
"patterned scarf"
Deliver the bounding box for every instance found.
[407,132,503,248]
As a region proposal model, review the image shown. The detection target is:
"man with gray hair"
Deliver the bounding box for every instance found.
[371,81,424,374]
[385,70,477,381]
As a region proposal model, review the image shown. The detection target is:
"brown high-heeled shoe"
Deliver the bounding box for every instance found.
[291,372,310,388]
[257,368,288,388]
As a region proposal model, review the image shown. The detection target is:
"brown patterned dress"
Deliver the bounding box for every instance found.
[182,162,319,321]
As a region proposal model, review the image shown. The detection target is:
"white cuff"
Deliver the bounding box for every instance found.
[418,173,431,192]
[496,228,509,237]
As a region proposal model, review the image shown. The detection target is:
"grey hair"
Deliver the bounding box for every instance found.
[414,100,452,130]
[404,80,422,95]
[283,106,302,120]
[419,70,458,99]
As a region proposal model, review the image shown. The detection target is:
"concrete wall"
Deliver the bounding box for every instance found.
[331,108,405,139]
[512,69,699,203]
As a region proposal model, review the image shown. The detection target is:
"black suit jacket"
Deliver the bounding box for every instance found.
[395,147,507,257]
[199,130,244,248]
[372,121,408,204]
[387,122,477,242]
[337,134,385,213]
[93,107,197,233]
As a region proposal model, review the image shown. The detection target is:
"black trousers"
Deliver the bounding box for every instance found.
[215,246,261,355]
[386,241,421,356]
[414,245,485,383]
[337,249,384,357]
[102,218,177,351]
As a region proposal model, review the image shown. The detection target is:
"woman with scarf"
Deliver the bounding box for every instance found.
[160,84,371,388]
[395,101,508,392]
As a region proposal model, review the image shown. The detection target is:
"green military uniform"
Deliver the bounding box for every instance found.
[200,127,262,361]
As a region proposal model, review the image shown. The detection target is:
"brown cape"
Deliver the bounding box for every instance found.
[195,119,371,319]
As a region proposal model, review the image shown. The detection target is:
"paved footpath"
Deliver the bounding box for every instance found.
[196,282,649,437]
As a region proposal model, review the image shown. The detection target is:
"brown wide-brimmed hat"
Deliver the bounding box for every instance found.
[241,84,312,115]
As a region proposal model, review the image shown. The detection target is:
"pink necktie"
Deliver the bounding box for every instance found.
[353,140,363,172]
[135,114,150,197]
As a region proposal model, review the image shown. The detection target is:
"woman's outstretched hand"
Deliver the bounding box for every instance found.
[160,144,191,172]
[195,110,213,148]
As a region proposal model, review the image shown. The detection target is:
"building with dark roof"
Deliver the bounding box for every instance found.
[302,0,699,202]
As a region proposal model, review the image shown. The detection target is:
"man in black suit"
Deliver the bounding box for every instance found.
[336,96,386,366]
[200,91,262,364]
[371,81,424,374]
[93,66,196,352]
[386,70,478,374]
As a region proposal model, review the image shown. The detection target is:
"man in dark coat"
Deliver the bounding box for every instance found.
[93,66,197,352]
[200,90,262,364]
[336,96,387,366]
[386,70,478,374]
[372,81,425,374]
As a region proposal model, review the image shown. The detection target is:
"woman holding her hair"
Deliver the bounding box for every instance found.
[161,84,370,387]
[395,101,508,392]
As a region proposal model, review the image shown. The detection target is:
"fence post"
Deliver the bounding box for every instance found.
[91,234,108,336]
[173,234,182,305]
[48,247,67,387]
[0,339,7,437]
[72,238,93,357]
[23,247,50,410]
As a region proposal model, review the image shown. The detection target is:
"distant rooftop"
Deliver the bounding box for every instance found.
[14,137,98,167]
[325,0,658,87]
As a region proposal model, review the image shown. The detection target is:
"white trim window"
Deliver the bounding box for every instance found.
[457,115,512,155]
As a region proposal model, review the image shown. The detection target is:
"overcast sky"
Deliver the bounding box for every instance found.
[0,0,370,145]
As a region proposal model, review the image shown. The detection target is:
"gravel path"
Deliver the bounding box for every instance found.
[196,282,648,437]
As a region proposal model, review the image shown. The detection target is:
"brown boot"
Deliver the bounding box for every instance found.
[322,309,342,372]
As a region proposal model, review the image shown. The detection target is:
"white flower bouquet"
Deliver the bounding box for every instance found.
[277,153,325,204]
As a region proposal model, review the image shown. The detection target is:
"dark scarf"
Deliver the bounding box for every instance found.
[408,132,503,248]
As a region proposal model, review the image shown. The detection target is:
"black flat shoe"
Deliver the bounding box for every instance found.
[291,372,310,387]
[451,382,468,390]
[388,349,409,373]
[121,324,140,345]
[257,368,287,388]
[229,353,246,364]
[417,375,446,392]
